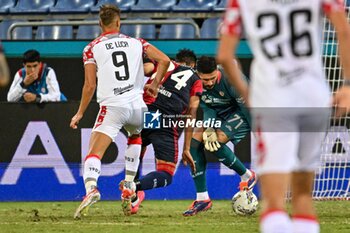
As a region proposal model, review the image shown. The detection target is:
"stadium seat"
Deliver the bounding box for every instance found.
[200,18,222,39]
[0,0,17,14]
[50,0,95,13]
[0,19,32,40]
[10,0,55,14]
[213,0,227,11]
[159,19,197,39]
[36,22,73,40]
[131,0,176,12]
[91,0,136,12]
[172,0,218,12]
[120,19,156,39]
[76,25,101,40]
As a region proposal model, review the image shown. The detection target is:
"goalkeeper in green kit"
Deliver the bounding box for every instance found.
[183,56,256,216]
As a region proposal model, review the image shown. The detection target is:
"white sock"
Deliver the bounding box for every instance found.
[292,215,319,233]
[241,169,252,182]
[125,144,141,182]
[83,155,101,194]
[260,210,292,233]
[85,180,97,193]
[196,192,210,201]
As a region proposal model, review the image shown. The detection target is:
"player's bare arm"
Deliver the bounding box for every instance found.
[0,53,10,87]
[182,95,200,173]
[144,44,170,97]
[217,35,249,105]
[329,10,350,116]
[70,63,97,129]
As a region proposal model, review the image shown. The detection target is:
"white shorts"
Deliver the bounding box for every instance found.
[251,108,330,175]
[92,98,147,141]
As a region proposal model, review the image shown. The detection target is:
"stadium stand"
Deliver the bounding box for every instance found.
[50,0,95,13]
[131,0,176,12]
[90,0,136,13]
[200,17,222,39]
[36,21,73,40]
[172,0,219,12]
[0,19,32,40]
[76,24,101,40]
[213,0,227,11]
[0,0,17,14]
[120,18,156,39]
[9,0,55,14]
[159,19,197,39]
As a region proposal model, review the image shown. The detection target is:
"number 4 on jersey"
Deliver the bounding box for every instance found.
[170,70,193,90]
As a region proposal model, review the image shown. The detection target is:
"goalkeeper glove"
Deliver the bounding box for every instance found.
[203,128,221,152]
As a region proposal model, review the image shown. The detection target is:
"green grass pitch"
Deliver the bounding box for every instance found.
[0,200,349,233]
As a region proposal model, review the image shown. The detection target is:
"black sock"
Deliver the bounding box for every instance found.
[135,171,172,191]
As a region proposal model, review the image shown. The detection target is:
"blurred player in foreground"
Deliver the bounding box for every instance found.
[70,4,170,219]
[183,56,256,216]
[217,0,350,232]
[0,42,10,87]
[124,51,202,215]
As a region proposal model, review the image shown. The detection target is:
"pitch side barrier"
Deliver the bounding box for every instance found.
[0,102,251,201]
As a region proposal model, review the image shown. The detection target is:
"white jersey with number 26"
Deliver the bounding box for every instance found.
[221,0,344,107]
[83,32,149,106]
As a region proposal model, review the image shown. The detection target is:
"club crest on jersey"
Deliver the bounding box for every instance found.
[143,110,162,129]
[219,91,225,97]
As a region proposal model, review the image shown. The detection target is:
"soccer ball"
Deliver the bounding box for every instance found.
[232,190,259,216]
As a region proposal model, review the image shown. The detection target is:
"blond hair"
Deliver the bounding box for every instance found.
[99,4,121,27]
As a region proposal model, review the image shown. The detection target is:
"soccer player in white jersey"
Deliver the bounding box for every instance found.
[217,0,350,232]
[70,4,170,219]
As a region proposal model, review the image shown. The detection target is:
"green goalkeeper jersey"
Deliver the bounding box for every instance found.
[200,68,251,126]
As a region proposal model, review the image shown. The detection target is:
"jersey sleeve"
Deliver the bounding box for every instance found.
[83,42,96,65]
[138,38,151,55]
[322,0,344,15]
[220,0,242,36]
[190,79,203,97]
[7,70,26,102]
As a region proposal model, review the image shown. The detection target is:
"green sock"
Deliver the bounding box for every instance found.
[190,138,207,193]
[212,143,247,176]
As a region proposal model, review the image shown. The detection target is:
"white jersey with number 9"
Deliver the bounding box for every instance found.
[83,32,149,106]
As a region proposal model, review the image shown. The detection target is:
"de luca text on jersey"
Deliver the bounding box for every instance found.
[105,41,129,50]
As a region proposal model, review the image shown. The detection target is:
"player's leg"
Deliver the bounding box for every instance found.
[120,100,147,215]
[75,105,124,219]
[214,117,256,190]
[290,124,328,233]
[183,127,212,216]
[291,172,318,233]
[135,127,176,191]
[257,130,299,233]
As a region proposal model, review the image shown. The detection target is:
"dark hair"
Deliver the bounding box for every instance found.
[99,4,121,26]
[196,56,217,74]
[23,49,40,63]
[175,49,197,66]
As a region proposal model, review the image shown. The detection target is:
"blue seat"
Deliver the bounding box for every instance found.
[77,25,101,40]
[0,0,17,14]
[36,22,73,40]
[10,0,55,14]
[131,0,176,12]
[159,19,197,39]
[0,20,32,40]
[121,19,156,39]
[172,0,218,12]
[200,18,222,39]
[213,0,227,11]
[50,0,95,13]
[91,0,136,12]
